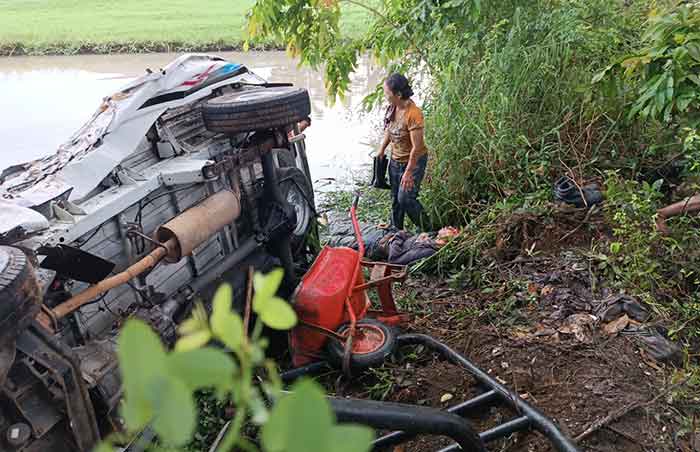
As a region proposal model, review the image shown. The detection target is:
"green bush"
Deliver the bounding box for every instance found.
[97,270,373,452]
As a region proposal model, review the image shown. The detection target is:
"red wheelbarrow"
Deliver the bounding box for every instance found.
[289,195,409,369]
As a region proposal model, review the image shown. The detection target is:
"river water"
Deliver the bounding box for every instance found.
[0,51,383,190]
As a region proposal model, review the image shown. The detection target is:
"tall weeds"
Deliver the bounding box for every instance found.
[420,0,655,225]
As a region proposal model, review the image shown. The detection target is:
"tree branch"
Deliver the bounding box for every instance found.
[339,0,438,77]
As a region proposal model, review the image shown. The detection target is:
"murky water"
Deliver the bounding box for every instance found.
[0,51,383,189]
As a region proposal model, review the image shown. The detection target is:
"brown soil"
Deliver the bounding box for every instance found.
[334,252,695,451]
[315,204,697,451]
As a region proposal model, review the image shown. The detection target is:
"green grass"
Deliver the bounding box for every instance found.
[0,0,369,55]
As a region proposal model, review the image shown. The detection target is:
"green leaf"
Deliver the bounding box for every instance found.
[92,442,115,452]
[677,93,695,111]
[687,41,700,61]
[175,330,212,352]
[214,311,245,351]
[610,242,622,254]
[248,387,270,425]
[327,425,374,452]
[592,64,613,84]
[210,283,244,350]
[258,296,298,330]
[117,320,167,431]
[212,283,233,312]
[178,302,209,336]
[253,269,284,312]
[686,73,700,86]
[262,379,333,452]
[166,347,236,392]
[149,376,197,446]
[261,395,289,452]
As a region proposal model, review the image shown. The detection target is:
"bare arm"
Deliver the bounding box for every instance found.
[406,128,425,169]
[378,129,390,157]
[400,128,425,190]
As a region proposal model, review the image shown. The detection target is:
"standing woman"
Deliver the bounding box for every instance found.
[377,74,430,230]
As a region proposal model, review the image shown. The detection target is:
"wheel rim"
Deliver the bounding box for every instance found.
[286,183,310,236]
[348,324,387,355]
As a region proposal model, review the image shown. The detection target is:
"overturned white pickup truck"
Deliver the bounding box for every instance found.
[0,54,316,451]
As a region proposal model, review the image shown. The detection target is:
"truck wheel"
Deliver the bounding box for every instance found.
[202,87,311,134]
[327,319,397,370]
[0,246,40,345]
[277,167,314,251]
[274,148,297,168]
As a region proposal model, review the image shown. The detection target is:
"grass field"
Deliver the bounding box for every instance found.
[0,0,369,55]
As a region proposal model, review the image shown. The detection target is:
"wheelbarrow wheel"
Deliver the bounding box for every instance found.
[327,319,396,370]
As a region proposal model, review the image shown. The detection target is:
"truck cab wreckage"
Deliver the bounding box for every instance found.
[0,54,316,451]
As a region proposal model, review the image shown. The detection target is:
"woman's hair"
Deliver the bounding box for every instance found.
[385,73,414,99]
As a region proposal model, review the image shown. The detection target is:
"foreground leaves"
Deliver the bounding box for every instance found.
[262,379,373,452]
[118,320,236,446]
[253,269,298,330]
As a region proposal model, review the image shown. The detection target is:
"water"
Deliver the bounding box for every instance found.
[0,51,383,190]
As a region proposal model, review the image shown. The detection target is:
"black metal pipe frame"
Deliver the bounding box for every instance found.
[277,336,578,451]
[396,334,579,452]
[372,390,500,449]
[436,417,531,452]
[329,397,486,452]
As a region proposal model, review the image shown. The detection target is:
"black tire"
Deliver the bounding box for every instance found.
[0,246,39,344]
[277,167,314,251]
[274,148,297,168]
[202,87,311,134]
[327,319,397,370]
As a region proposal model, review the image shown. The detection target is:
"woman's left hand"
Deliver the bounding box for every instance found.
[401,169,415,191]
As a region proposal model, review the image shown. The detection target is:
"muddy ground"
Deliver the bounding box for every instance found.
[331,260,693,451]
[322,207,697,452]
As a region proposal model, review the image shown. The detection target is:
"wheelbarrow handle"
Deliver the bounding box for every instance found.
[350,193,364,259]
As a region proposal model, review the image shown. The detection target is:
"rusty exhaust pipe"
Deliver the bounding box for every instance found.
[37,190,241,330]
[155,189,241,262]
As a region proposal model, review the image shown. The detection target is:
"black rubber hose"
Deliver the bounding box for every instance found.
[279,361,330,383]
[329,397,486,452]
[397,334,579,452]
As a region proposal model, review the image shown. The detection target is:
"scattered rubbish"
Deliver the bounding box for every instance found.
[623,325,683,365]
[553,176,603,208]
[596,294,649,322]
[602,314,630,335]
[557,313,597,342]
[440,393,454,403]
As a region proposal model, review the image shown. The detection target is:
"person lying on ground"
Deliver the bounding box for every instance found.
[387,227,459,265]
[328,217,458,265]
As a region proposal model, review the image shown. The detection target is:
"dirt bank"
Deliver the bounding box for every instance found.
[335,256,692,451]
[317,201,697,451]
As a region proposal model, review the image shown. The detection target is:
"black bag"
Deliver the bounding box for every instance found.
[371,154,391,189]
